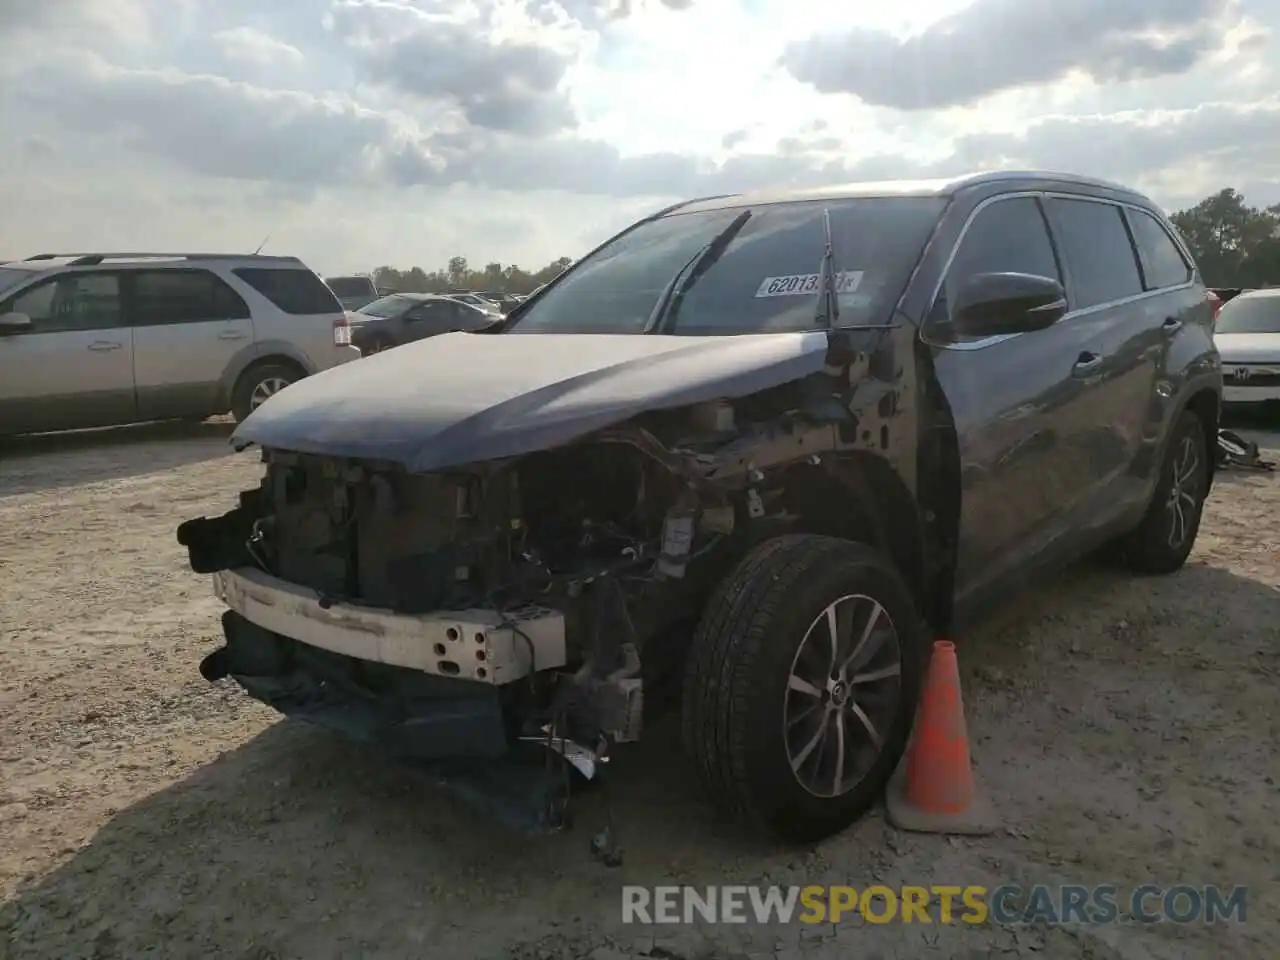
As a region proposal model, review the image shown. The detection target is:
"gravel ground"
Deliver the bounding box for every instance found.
[1,417,1277,960]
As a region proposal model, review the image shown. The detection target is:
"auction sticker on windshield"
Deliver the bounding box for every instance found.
[754,272,863,298]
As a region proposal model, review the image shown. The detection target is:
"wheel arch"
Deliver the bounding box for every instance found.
[1182,387,1220,491]
[216,342,315,410]
[772,453,934,621]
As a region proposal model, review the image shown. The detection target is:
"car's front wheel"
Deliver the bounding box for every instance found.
[681,534,925,842]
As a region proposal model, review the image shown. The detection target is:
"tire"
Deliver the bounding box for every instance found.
[1119,409,1210,575]
[681,534,926,843]
[231,363,301,423]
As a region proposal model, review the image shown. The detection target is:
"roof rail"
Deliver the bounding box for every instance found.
[645,193,740,221]
[23,252,302,266]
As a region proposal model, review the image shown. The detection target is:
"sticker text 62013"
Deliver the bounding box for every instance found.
[753,271,864,298]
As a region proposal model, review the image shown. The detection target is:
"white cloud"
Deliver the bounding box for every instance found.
[213,26,305,66]
[2,0,1279,274]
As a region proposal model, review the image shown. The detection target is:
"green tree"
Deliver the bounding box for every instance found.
[366,255,576,296]
[1170,189,1280,286]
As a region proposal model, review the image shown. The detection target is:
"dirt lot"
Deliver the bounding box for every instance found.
[1,419,1277,960]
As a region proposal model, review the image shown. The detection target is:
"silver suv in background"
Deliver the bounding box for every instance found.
[325,275,379,311]
[0,252,358,436]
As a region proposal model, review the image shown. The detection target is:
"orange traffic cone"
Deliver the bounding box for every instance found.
[885,639,998,834]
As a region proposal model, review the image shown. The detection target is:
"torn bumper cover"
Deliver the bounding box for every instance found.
[201,570,582,834]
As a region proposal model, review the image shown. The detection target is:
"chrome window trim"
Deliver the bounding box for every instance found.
[923,191,1195,352]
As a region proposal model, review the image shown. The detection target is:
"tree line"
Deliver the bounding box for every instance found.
[1170,189,1280,288]
[365,187,1280,296]
[370,256,574,296]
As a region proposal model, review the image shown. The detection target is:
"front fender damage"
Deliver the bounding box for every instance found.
[178,329,936,839]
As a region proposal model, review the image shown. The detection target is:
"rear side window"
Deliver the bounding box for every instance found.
[1046,199,1143,309]
[1126,209,1193,290]
[234,267,341,315]
[131,269,250,325]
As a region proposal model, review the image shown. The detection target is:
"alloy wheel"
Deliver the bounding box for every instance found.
[249,376,291,411]
[784,594,903,799]
[1165,434,1202,549]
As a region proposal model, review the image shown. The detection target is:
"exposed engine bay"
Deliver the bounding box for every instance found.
[177,355,937,836]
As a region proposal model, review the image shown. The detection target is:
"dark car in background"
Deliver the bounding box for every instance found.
[349,293,499,354]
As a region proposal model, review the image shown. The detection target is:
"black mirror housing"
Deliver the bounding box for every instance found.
[950,272,1067,339]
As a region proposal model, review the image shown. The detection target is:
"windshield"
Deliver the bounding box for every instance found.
[1215,295,1280,334]
[505,196,948,335]
[358,294,417,318]
[327,276,374,298]
[0,267,34,295]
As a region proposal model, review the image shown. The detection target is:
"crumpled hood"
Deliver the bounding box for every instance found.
[232,330,832,471]
[1215,332,1280,363]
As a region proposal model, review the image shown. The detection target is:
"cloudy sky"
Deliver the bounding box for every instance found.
[2,0,1277,275]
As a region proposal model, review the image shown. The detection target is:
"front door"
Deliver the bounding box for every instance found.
[924,194,1105,609]
[0,272,135,434]
[128,268,255,420]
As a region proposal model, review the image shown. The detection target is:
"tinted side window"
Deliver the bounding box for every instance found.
[4,274,124,333]
[934,196,1060,325]
[234,268,341,315]
[1046,199,1143,308]
[132,269,250,325]
[326,276,374,298]
[1126,209,1192,290]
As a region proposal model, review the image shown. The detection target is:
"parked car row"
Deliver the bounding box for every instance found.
[347,293,500,354]
[0,252,357,436]
[0,252,571,437]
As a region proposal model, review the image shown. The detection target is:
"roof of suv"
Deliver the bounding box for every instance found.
[674,170,1148,216]
[10,252,307,273]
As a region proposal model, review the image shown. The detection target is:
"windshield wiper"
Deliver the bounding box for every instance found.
[643,209,753,333]
[813,207,839,330]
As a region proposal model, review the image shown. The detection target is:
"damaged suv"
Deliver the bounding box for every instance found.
[178,172,1221,842]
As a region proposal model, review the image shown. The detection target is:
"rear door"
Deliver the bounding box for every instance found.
[1043,196,1164,520]
[0,272,135,433]
[129,268,254,420]
[925,194,1099,604]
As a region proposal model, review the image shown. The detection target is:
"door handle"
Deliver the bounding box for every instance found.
[87,341,122,352]
[218,331,247,340]
[1162,316,1182,331]
[1072,352,1103,375]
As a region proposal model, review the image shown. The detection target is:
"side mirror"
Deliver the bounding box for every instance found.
[950,272,1067,339]
[0,311,31,334]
